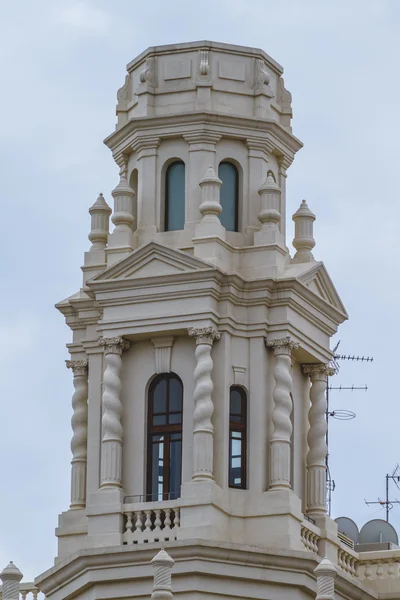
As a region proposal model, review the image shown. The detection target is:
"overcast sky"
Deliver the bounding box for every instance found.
[1,0,399,583]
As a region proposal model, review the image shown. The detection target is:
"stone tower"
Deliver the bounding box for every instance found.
[37,41,394,600]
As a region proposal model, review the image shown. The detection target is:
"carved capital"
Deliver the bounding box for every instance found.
[99,336,130,355]
[188,327,221,345]
[302,363,336,378]
[266,336,299,356]
[66,359,88,377]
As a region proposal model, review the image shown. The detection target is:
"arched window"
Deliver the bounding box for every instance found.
[165,161,185,231]
[147,374,183,501]
[218,161,239,232]
[229,386,247,489]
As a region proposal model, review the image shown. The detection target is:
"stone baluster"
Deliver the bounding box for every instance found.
[88,193,112,251]
[302,364,335,517]
[151,548,175,600]
[188,326,221,480]
[254,173,284,246]
[292,200,316,263]
[0,562,23,600]
[265,336,299,489]
[66,359,89,508]
[314,558,336,600]
[99,336,130,488]
[195,165,225,238]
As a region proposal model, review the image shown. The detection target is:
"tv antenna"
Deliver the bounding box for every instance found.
[365,465,400,522]
[325,341,373,515]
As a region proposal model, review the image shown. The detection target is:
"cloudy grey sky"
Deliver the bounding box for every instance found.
[1,0,399,582]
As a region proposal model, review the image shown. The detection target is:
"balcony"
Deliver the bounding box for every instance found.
[122,496,180,545]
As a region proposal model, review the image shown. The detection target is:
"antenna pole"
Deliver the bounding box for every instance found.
[386,474,389,522]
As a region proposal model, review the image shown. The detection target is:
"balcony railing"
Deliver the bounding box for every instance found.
[123,498,180,545]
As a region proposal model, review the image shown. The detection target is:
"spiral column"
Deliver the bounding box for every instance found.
[188,326,221,480]
[66,359,88,509]
[266,336,299,489]
[303,363,335,516]
[99,336,130,488]
[314,558,337,600]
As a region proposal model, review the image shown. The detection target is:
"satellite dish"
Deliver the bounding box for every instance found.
[335,517,359,543]
[359,519,398,545]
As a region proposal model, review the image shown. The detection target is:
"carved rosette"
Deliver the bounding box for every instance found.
[66,359,88,508]
[188,327,221,480]
[98,337,130,488]
[303,363,335,516]
[265,337,299,489]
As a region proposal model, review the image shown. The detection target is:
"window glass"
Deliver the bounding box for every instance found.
[165,162,185,231]
[218,162,238,232]
[228,386,247,489]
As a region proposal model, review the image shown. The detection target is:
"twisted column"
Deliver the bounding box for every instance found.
[266,336,299,489]
[314,558,336,600]
[66,359,88,508]
[151,548,175,600]
[99,336,130,488]
[303,363,335,516]
[188,327,221,480]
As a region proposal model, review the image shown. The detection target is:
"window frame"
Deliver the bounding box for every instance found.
[146,373,183,501]
[228,385,247,490]
[164,160,185,232]
[218,160,239,232]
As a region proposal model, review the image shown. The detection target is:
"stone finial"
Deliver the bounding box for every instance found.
[195,165,225,238]
[254,173,283,246]
[151,548,174,600]
[314,558,336,600]
[88,193,112,251]
[292,200,316,263]
[0,562,23,600]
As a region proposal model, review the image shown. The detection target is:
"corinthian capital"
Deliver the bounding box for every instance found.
[188,327,221,345]
[302,363,336,378]
[98,336,130,355]
[66,359,88,376]
[265,336,299,356]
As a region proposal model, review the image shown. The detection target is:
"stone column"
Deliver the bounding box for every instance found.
[302,364,335,517]
[265,336,299,489]
[99,336,130,489]
[314,558,336,600]
[106,161,135,265]
[0,562,23,600]
[66,359,88,508]
[134,137,159,238]
[245,137,270,236]
[151,548,175,600]
[188,326,221,480]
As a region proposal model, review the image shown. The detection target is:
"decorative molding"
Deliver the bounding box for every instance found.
[99,336,130,355]
[265,336,299,356]
[151,337,174,374]
[188,327,221,345]
[256,59,270,86]
[232,366,246,387]
[199,50,209,76]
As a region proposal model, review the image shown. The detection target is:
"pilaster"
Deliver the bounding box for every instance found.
[245,137,270,237]
[133,136,160,241]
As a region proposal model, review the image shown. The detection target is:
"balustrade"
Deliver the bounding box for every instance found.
[123,503,180,545]
[300,522,320,554]
[337,548,358,577]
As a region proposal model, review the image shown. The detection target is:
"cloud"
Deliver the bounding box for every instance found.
[56,1,111,34]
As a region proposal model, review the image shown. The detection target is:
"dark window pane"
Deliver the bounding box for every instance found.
[169,377,183,412]
[230,388,242,416]
[166,162,185,231]
[168,412,182,424]
[169,439,182,499]
[153,379,167,413]
[153,414,167,426]
[150,437,164,501]
[218,162,238,232]
[170,432,182,441]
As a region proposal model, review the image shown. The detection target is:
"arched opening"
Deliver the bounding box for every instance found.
[218,161,239,232]
[147,373,183,500]
[165,161,185,231]
[229,385,247,489]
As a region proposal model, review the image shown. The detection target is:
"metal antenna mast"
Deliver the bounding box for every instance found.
[365,465,400,522]
[325,342,373,516]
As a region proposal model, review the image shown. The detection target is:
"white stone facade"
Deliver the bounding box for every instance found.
[33,41,400,600]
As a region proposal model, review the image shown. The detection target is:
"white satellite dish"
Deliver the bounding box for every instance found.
[334,517,359,543]
[359,519,398,545]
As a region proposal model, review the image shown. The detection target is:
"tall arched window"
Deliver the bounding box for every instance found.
[147,374,183,501]
[218,161,239,232]
[165,161,185,231]
[229,386,247,489]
